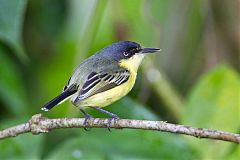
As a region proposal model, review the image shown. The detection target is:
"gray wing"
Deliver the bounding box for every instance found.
[74,68,130,103]
[62,56,130,104]
[63,55,120,92]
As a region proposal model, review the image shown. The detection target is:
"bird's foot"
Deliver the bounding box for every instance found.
[83,115,92,131]
[80,109,92,131]
[89,106,120,131]
[107,114,120,131]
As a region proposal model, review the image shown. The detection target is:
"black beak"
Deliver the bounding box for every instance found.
[140,47,161,54]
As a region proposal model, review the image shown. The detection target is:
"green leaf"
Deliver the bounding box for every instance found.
[0,45,28,115]
[108,97,159,120]
[228,147,240,160]
[0,134,43,159]
[182,64,240,159]
[46,130,196,159]
[0,118,43,159]
[0,0,28,61]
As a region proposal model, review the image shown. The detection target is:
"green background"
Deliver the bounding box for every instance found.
[0,0,239,159]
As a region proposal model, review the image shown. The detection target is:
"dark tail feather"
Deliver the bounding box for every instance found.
[41,86,77,111]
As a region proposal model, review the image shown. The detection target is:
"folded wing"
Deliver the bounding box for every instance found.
[74,69,130,103]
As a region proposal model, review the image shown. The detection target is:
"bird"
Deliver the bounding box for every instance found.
[41,40,160,128]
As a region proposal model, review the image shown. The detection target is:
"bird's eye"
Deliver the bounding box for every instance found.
[123,51,129,57]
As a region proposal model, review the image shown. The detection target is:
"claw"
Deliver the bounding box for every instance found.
[80,109,92,131]
[88,106,120,131]
[107,115,119,131]
[83,115,92,131]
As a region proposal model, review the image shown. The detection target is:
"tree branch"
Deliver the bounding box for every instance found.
[0,114,239,143]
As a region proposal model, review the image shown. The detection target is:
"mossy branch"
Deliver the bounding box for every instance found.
[0,114,239,143]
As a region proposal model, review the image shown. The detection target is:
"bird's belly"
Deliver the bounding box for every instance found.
[77,74,136,108]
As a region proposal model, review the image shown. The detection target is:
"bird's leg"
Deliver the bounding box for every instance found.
[89,106,120,131]
[79,109,92,131]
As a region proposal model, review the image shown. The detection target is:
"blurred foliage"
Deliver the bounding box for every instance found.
[0,0,27,61]
[0,0,239,159]
[182,65,239,159]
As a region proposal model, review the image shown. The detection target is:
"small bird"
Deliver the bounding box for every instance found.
[42,41,160,128]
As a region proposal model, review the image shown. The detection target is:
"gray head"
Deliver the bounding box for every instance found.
[97,41,160,61]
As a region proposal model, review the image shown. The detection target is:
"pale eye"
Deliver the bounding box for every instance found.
[123,51,129,57]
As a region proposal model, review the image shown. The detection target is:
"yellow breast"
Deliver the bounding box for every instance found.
[77,54,145,108]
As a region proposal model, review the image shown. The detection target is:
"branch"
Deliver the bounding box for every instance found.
[0,114,239,143]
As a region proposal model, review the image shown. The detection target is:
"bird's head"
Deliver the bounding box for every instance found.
[99,41,160,61]
[98,41,161,72]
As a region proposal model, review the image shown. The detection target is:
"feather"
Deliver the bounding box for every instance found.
[74,69,130,103]
[41,84,78,111]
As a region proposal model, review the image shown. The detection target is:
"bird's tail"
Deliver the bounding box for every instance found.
[41,85,78,111]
